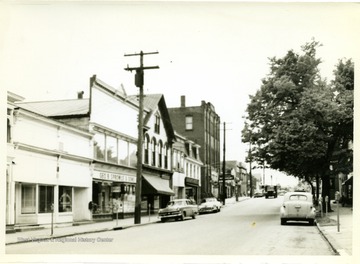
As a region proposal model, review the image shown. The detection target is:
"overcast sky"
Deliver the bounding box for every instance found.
[1,1,358,178]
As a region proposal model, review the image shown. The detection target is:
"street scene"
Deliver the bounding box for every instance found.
[5,196,351,255]
[2,1,357,264]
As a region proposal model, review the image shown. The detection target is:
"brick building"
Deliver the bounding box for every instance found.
[168,96,221,199]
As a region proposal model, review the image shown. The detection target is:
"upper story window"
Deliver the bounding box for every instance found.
[144,135,150,164]
[94,131,137,167]
[94,133,106,161]
[155,115,160,134]
[185,116,193,131]
[151,138,157,166]
[158,140,163,168]
[164,143,168,169]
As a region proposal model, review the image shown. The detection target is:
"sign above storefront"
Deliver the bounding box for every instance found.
[93,171,136,183]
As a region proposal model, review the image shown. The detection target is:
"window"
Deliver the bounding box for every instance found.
[144,135,149,164]
[21,185,36,214]
[118,139,128,166]
[158,141,163,168]
[185,116,193,130]
[94,133,105,161]
[107,136,118,164]
[155,115,160,134]
[7,118,11,143]
[59,186,72,212]
[164,144,168,169]
[151,138,156,166]
[129,142,137,167]
[39,185,54,213]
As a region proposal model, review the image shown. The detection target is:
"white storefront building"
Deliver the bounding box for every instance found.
[7,92,93,231]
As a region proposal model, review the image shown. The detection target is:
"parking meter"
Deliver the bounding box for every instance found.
[335,191,340,201]
[335,191,340,232]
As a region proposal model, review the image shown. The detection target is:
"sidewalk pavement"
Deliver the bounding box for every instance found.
[6,196,353,257]
[315,202,353,256]
[5,197,246,246]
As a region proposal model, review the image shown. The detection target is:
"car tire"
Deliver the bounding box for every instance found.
[192,212,196,219]
[212,206,217,213]
[161,218,166,223]
[281,219,286,225]
[180,212,185,221]
[308,219,315,226]
[218,207,221,212]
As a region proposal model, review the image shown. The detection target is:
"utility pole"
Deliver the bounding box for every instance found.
[124,51,159,224]
[222,122,226,205]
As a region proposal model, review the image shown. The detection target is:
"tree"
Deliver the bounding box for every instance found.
[242,40,354,211]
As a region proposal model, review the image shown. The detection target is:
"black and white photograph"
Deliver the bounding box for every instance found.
[1,1,358,264]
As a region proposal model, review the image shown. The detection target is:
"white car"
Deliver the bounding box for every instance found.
[198,198,222,214]
[158,199,198,222]
[280,192,316,225]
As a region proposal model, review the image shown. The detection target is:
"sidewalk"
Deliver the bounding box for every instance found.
[315,202,353,256]
[6,197,246,246]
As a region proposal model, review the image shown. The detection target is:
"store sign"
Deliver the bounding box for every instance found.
[93,171,136,183]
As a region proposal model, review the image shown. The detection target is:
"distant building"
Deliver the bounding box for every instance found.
[168,96,221,199]
[172,132,203,203]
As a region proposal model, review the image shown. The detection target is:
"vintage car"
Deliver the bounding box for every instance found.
[198,197,222,213]
[158,199,198,222]
[280,192,316,225]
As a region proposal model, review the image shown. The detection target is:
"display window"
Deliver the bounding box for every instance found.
[59,186,72,212]
[21,184,36,214]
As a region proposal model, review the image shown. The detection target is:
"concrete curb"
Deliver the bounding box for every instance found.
[315,221,340,256]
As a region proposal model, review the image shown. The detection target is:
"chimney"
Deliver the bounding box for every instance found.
[181,95,186,107]
[77,91,84,99]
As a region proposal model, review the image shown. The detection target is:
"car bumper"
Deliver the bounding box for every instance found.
[199,207,215,213]
[158,211,182,219]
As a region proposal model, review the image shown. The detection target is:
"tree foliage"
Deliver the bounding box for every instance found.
[242,40,354,203]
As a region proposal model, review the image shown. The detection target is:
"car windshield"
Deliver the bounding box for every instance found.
[202,198,215,203]
[289,195,308,201]
[167,200,184,206]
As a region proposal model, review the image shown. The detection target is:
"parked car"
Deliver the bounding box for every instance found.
[253,191,264,198]
[198,197,222,213]
[280,192,316,226]
[158,199,198,222]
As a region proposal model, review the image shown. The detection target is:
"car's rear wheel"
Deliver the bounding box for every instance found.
[308,219,315,226]
[217,207,221,212]
[192,212,196,219]
[281,219,286,225]
[161,218,166,223]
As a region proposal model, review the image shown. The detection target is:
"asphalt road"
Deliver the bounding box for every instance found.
[6,197,335,255]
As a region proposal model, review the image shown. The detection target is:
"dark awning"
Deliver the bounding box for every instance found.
[185,177,199,187]
[142,175,174,196]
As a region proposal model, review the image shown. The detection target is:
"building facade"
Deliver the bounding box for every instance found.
[7,92,93,231]
[172,132,203,203]
[168,96,221,199]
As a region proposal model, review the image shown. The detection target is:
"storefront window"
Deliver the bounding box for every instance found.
[59,186,72,212]
[39,185,54,213]
[94,133,105,161]
[129,142,137,167]
[21,185,36,214]
[118,139,128,166]
[107,136,118,164]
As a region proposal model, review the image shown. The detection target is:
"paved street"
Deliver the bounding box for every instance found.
[6,197,335,255]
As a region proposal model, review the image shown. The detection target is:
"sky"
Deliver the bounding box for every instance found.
[1,1,359,186]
